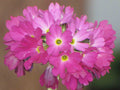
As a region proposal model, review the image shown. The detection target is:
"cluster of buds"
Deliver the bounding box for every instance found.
[4,2,116,90]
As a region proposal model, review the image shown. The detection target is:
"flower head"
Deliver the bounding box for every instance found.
[4,2,116,90]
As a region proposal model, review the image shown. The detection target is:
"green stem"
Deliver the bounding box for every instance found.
[61,24,66,32]
[48,88,53,90]
[48,88,57,90]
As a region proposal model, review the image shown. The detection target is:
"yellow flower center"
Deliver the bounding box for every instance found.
[36,46,40,53]
[46,29,49,33]
[31,35,35,38]
[71,39,75,45]
[83,54,85,57]
[61,55,68,62]
[55,39,62,46]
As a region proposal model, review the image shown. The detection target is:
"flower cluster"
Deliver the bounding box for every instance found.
[4,2,116,90]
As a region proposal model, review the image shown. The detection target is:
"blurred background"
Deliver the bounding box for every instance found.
[0,0,120,90]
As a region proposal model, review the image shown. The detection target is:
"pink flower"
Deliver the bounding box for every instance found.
[13,35,46,62]
[23,6,44,22]
[62,73,83,90]
[10,27,48,70]
[82,51,97,68]
[4,52,19,70]
[46,25,72,55]
[4,16,26,47]
[33,11,54,34]
[39,66,59,89]
[89,28,105,48]
[78,71,93,86]
[75,15,94,31]
[4,51,26,77]
[49,2,74,24]
[9,21,43,60]
[6,16,25,31]
[95,53,114,69]
[49,2,64,22]
[70,63,93,86]
[9,21,40,41]
[49,52,81,78]
[60,6,74,24]
[15,60,25,77]
[70,30,89,52]
[7,21,42,53]
[89,20,116,49]
[97,20,116,48]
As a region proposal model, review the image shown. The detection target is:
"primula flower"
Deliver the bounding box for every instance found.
[68,16,94,52]
[75,15,94,31]
[49,2,74,24]
[39,66,59,89]
[23,6,44,22]
[14,35,48,70]
[4,52,19,71]
[4,16,25,47]
[95,53,114,69]
[62,73,83,90]
[33,11,54,34]
[49,2,64,22]
[97,20,116,48]
[89,27,105,48]
[4,51,29,77]
[68,63,93,86]
[4,2,116,90]
[49,52,81,78]
[15,60,25,77]
[70,30,89,52]
[46,25,72,55]
[6,16,25,31]
[8,21,42,52]
[9,21,40,42]
[82,51,97,68]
